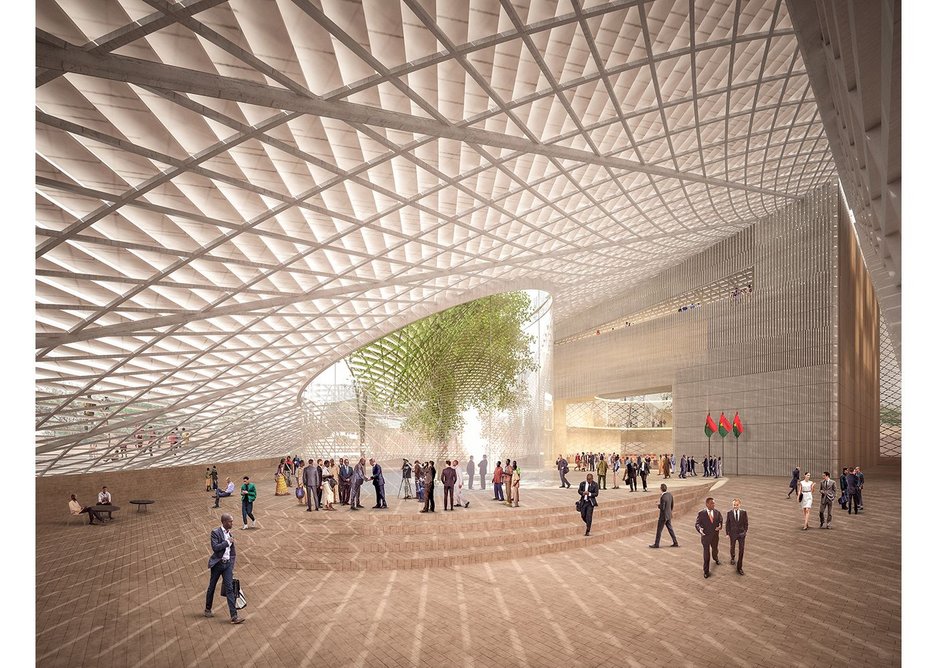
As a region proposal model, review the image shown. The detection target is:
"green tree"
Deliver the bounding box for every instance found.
[347,292,538,448]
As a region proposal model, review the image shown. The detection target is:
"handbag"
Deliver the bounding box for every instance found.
[222,578,247,609]
[575,500,582,512]
[798,493,803,502]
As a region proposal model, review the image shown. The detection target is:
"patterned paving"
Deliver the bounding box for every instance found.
[37,468,899,667]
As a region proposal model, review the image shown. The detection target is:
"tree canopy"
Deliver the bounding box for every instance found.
[347,292,538,445]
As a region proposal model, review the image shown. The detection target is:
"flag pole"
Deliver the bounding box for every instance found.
[735,434,739,476]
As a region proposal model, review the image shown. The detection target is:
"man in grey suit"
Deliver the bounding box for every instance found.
[557,454,571,488]
[818,471,836,528]
[478,455,488,490]
[204,513,244,624]
[467,455,476,490]
[350,457,366,510]
[303,462,318,512]
[649,483,679,548]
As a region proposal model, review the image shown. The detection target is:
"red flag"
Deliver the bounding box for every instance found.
[718,412,731,437]
[704,413,717,437]
[732,412,743,438]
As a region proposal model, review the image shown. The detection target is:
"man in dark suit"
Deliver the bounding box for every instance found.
[694,497,723,578]
[441,460,457,510]
[204,513,244,624]
[725,497,748,575]
[846,467,860,514]
[338,459,353,505]
[626,457,637,492]
[578,473,599,536]
[640,457,650,491]
[368,458,387,508]
[649,483,678,548]
[420,460,437,512]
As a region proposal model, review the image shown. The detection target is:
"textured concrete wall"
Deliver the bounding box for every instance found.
[553,184,871,476]
[36,456,281,515]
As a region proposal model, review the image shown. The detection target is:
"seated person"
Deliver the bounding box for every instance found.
[213,478,236,508]
[97,485,114,519]
[69,494,106,525]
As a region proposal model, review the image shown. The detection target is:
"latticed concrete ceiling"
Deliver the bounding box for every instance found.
[35,0,841,475]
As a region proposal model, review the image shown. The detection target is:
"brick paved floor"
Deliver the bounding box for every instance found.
[37,468,899,667]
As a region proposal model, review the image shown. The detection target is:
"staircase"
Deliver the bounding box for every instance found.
[240,482,715,571]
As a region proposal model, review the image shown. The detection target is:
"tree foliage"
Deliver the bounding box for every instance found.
[347,292,538,445]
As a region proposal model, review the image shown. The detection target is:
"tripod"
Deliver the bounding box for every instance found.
[397,476,413,499]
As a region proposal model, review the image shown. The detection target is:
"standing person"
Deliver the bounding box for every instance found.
[694,497,722,578]
[205,467,213,492]
[845,467,860,515]
[203,512,245,624]
[839,467,849,510]
[596,455,608,490]
[239,476,257,530]
[368,458,387,509]
[320,460,335,511]
[274,467,288,496]
[413,460,424,502]
[648,483,678,548]
[557,455,571,488]
[466,456,476,490]
[663,454,671,479]
[441,460,456,511]
[725,498,748,575]
[510,462,521,507]
[575,453,581,472]
[303,460,317,512]
[690,456,697,476]
[478,455,488,491]
[210,465,219,491]
[854,466,865,510]
[787,466,801,498]
[680,455,687,479]
[339,459,352,505]
[640,457,650,491]
[420,460,437,513]
[350,457,366,510]
[213,478,236,508]
[611,454,621,489]
[797,472,815,530]
[492,460,504,501]
[625,457,636,492]
[453,459,469,508]
[818,471,836,529]
[703,456,710,477]
[578,473,599,536]
[401,459,413,500]
[503,460,514,506]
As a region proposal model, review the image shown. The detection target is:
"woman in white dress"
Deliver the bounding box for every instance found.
[797,472,815,530]
[320,461,335,510]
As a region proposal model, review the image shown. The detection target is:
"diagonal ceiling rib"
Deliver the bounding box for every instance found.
[35,0,842,475]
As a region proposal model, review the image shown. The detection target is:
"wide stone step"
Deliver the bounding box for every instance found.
[240,486,710,571]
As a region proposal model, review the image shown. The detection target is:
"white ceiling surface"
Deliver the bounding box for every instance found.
[35,0,838,475]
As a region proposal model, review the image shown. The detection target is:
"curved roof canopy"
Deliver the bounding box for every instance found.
[35,0,841,475]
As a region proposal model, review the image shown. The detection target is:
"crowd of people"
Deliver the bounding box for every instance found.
[787,465,866,529]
